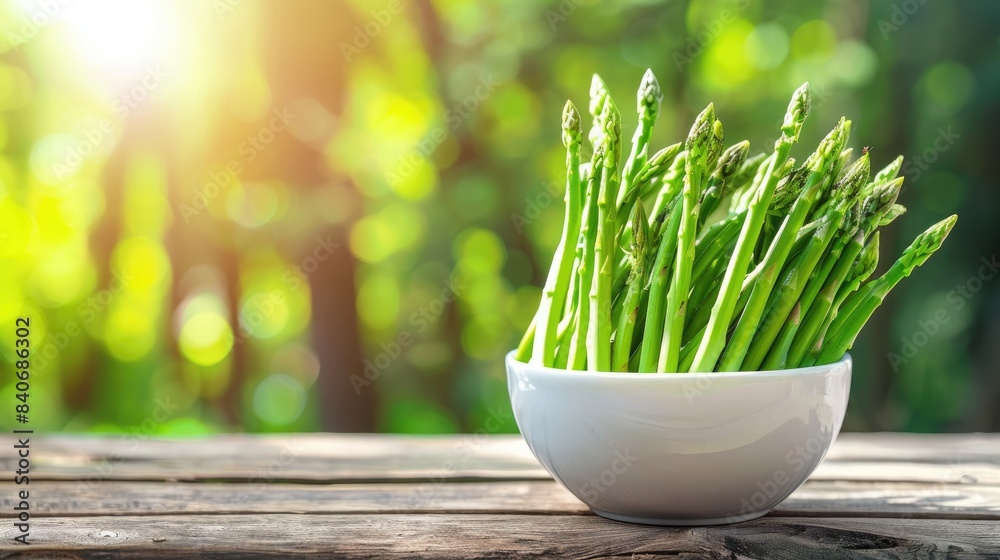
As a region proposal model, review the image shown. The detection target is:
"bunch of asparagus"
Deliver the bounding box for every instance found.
[516,70,956,373]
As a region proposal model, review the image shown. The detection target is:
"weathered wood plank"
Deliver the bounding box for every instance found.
[824,433,1000,463]
[5,434,999,484]
[4,480,999,520]
[10,433,999,463]
[1,514,997,558]
[0,481,590,517]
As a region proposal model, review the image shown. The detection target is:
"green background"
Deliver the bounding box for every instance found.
[0,0,996,435]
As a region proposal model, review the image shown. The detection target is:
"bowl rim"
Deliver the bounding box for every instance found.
[505,350,851,380]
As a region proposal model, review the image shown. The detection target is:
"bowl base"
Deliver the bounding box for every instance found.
[592,508,770,526]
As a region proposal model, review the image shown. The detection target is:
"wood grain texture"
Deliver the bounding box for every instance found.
[0,433,996,558]
[1,514,998,559]
[4,480,1000,520]
[4,433,998,484]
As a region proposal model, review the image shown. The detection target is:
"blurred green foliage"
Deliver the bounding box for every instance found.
[0,0,996,434]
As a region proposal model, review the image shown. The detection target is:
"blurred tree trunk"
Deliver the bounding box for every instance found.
[309,226,375,431]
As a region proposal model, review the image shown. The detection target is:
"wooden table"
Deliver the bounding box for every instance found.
[1,433,998,558]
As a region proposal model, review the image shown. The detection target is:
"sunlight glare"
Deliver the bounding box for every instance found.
[61,0,177,72]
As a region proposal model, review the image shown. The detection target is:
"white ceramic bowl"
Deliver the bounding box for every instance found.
[506,351,851,525]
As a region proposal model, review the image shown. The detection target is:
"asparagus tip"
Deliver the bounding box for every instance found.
[562,101,583,147]
[781,82,811,142]
[638,68,663,114]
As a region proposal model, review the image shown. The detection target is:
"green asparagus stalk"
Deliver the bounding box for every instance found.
[588,98,622,371]
[648,150,687,231]
[880,204,906,226]
[816,215,957,364]
[612,201,650,371]
[617,143,682,227]
[723,128,858,371]
[515,317,535,362]
[761,153,879,368]
[566,83,610,369]
[618,69,663,210]
[531,101,584,365]
[730,152,771,213]
[519,72,956,377]
[741,211,842,371]
[800,232,882,367]
[659,108,720,372]
[873,155,904,185]
[690,84,811,372]
[588,74,609,146]
[699,141,750,228]
[692,211,744,287]
[638,201,683,370]
[780,231,864,368]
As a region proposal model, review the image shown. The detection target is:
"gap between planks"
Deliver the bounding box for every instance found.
[3,479,999,520]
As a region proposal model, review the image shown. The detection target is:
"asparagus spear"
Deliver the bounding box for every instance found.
[800,232,882,367]
[741,211,842,371]
[742,152,873,370]
[515,318,535,362]
[588,98,622,371]
[531,101,584,365]
[816,215,957,364]
[648,150,687,231]
[699,141,750,228]
[692,211,744,287]
[718,124,856,371]
[659,108,720,372]
[617,143,682,227]
[520,73,957,378]
[690,83,811,372]
[588,74,609,146]
[618,69,663,210]
[566,84,610,369]
[730,152,771,213]
[612,201,650,371]
[881,204,906,226]
[638,201,683,371]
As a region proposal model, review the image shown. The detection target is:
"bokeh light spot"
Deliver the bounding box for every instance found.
[178,311,233,366]
[252,374,307,426]
[745,23,789,70]
[923,62,974,111]
[791,20,837,60]
[454,228,506,275]
[357,273,400,330]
